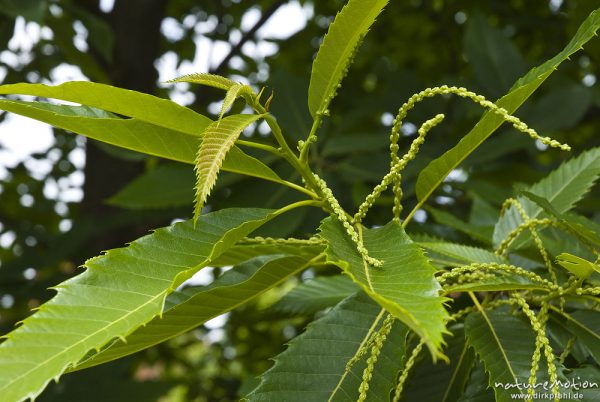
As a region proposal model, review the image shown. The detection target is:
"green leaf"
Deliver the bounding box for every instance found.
[0,99,284,187]
[167,73,237,91]
[107,163,194,209]
[402,325,475,402]
[465,309,536,402]
[493,147,600,248]
[415,9,600,209]
[307,0,388,118]
[0,99,198,162]
[222,146,286,184]
[556,253,598,279]
[418,241,506,267]
[463,12,527,98]
[519,148,600,219]
[210,241,326,266]
[557,310,600,364]
[194,114,263,220]
[320,218,449,359]
[72,254,315,370]
[520,190,600,249]
[272,275,359,315]
[558,213,600,248]
[247,292,409,402]
[0,207,286,402]
[0,81,209,135]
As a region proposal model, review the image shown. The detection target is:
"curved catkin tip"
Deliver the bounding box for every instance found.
[427,113,445,128]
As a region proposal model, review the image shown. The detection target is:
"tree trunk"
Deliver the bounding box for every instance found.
[80,0,166,253]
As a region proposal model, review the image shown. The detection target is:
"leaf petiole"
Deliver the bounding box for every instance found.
[236,139,281,156]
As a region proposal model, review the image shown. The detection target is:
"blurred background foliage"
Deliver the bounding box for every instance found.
[0,0,598,400]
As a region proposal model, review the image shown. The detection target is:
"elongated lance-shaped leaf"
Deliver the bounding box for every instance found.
[0,99,283,185]
[72,254,316,370]
[419,241,506,267]
[210,241,326,266]
[0,81,209,135]
[415,8,600,208]
[493,147,600,248]
[218,83,254,122]
[319,217,449,359]
[520,191,600,249]
[194,114,264,221]
[0,207,287,402]
[272,275,359,315]
[402,325,475,402]
[465,309,539,402]
[167,72,237,91]
[307,0,388,118]
[247,292,409,402]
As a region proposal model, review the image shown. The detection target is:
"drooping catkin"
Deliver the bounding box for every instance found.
[512,294,559,401]
[357,314,395,402]
[389,86,570,165]
[355,114,445,224]
[438,263,559,291]
[381,86,569,225]
[497,199,557,282]
[392,339,425,402]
